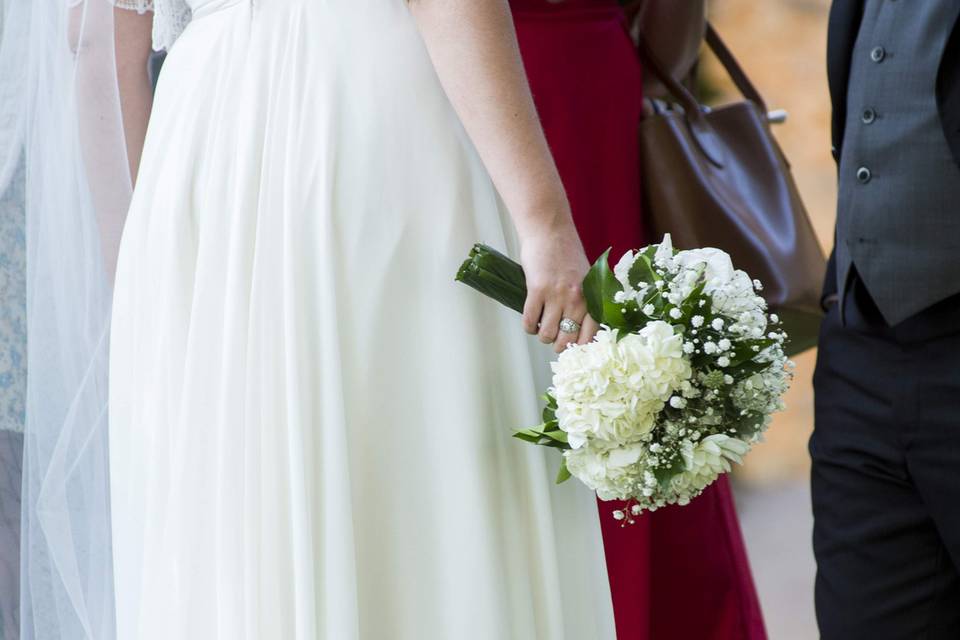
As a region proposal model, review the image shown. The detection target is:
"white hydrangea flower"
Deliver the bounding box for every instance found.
[551,324,692,448]
[564,443,645,501]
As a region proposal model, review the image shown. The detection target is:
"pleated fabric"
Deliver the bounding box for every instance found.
[108,1,615,638]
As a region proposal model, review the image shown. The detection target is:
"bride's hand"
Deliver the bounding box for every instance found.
[410,0,598,352]
[520,218,600,353]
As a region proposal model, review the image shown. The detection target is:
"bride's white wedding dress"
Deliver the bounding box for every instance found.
[108,0,615,638]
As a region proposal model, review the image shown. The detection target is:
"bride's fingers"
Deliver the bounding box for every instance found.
[577,314,600,345]
[538,301,563,344]
[554,305,587,353]
[522,287,545,335]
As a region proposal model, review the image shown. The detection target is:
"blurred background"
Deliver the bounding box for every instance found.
[702,1,834,637]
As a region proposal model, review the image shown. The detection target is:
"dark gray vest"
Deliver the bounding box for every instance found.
[836,0,960,325]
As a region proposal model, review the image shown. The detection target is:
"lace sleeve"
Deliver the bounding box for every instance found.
[113,0,192,52]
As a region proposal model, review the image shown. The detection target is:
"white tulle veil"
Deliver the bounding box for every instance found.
[0,0,134,637]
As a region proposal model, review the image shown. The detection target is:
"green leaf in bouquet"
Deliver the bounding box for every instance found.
[627,253,659,289]
[622,303,652,328]
[729,407,766,439]
[583,248,628,329]
[513,427,547,444]
[556,456,572,484]
[653,453,687,491]
[512,423,570,449]
[731,358,777,377]
[541,427,567,444]
[541,393,558,424]
[729,337,777,367]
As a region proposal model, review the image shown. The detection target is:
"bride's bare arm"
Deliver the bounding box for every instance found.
[114,7,154,184]
[408,0,598,351]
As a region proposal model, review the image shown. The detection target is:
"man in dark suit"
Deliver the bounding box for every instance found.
[813,1,960,637]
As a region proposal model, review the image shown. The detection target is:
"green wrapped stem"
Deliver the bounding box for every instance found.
[455,244,527,314]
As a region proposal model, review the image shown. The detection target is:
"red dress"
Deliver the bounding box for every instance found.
[511,2,768,638]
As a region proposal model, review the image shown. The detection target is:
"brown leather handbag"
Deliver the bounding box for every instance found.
[635,25,826,355]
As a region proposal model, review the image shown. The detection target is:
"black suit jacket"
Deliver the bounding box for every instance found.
[822,0,960,303]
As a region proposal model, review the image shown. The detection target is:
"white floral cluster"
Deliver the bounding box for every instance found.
[552,236,792,516]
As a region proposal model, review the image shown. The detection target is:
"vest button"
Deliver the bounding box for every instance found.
[856,166,872,184]
[870,46,886,63]
[861,108,877,124]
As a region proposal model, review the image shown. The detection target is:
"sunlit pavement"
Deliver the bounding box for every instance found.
[734,480,819,640]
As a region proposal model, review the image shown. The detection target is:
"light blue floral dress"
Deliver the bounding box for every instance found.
[0,155,25,640]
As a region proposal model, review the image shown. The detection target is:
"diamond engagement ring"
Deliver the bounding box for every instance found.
[559,318,581,334]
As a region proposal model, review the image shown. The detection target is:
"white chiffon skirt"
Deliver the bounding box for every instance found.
[108,1,615,638]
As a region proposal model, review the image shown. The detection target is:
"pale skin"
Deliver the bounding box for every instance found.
[113,7,155,184]
[116,0,598,351]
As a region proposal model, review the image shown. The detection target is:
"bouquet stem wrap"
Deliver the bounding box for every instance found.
[455,244,527,314]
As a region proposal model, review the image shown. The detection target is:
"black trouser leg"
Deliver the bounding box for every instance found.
[811,285,960,639]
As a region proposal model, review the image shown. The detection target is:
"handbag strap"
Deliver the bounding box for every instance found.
[704,25,768,112]
[631,17,703,117]
[632,20,726,167]
[632,18,769,114]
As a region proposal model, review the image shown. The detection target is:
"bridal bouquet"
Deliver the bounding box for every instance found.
[457,235,791,521]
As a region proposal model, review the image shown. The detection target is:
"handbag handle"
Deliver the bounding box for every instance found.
[630,13,769,115]
[632,23,726,167]
[631,20,774,167]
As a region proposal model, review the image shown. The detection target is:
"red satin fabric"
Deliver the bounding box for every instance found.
[512,2,768,638]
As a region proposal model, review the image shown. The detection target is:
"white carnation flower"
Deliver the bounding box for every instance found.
[613,250,637,294]
[668,435,751,505]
